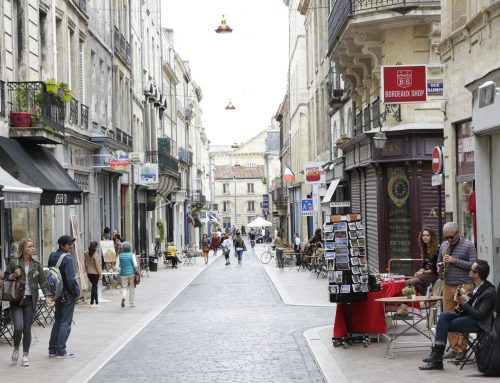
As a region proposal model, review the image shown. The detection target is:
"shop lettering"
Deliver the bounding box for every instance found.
[54,193,68,205]
[384,90,425,98]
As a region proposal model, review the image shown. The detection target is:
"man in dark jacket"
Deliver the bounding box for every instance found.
[419,259,496,370]
[48,235,80,358]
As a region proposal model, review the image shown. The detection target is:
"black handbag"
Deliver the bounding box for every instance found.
[134,271,141,285]
[0,279,25,302]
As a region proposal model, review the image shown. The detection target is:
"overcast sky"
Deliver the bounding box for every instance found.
[161,1,289,146]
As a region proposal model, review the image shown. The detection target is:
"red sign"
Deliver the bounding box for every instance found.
[383,65,427,103]
[432,146,444,175]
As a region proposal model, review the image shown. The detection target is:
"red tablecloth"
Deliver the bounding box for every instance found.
[332,280,409,338]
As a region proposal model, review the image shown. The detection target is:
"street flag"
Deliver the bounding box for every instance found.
[283,164,296,183]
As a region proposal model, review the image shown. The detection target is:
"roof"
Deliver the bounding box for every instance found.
[214,165,265,180]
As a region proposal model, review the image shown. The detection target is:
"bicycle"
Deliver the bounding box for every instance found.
[260,245,276,264]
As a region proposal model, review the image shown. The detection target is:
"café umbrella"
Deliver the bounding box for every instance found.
[247,217,272,228]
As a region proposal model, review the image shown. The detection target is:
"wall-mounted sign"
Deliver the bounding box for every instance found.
[301,198,314,216]
[329,201,351,208]
[304,162,326,184]
[139,163,158,184]
[128,152,144,165]
[427,80,443,95]
[109,150,129,170]
[382,65,427,103]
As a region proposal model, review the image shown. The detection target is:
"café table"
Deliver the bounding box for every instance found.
[375,295,442,358]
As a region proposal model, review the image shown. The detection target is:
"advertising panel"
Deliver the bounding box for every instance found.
[383,65,427,103]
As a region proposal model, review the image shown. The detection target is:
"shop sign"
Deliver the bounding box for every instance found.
[109,150,129,170]
[304,162,326,184]
[301,198,314,216]
[128,152,144,165]
[330,201,351,208]
[456,121,474,176]
[382,65,427,103]
[139,163,158,184]
[432,174,443,186]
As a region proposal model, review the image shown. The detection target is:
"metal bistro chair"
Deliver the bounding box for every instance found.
[453,331,486,370]
[0,306,14,346]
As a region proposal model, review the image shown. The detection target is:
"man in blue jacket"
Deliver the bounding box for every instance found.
[48,235,80,358]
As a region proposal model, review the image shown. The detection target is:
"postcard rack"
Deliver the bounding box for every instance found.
[326,214,370,348]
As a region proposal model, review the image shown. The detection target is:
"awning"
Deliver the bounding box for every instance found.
[322,179,340,204]
[0,137,82,205]
[0,166,42,208]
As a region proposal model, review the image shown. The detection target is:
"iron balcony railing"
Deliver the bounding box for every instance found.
[71,0,87,13]
[81,103,89,128]
[178,147,193,165]
[328,0,440,47]
[191,190,206,205]
[371,99,381,129]
[7,81,65,133]
[69,98,79,125]
[113,25,131,65]
[115,128,133,149]
[146,151,179,175]
[272,187,288,206]
[0,80,5,115]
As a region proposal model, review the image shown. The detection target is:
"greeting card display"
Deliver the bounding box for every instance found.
[326,216,367,304]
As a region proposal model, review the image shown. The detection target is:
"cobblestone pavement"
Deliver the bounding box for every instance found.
[91,252,336,382]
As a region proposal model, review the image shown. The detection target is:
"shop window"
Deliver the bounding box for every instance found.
[8,208,40,261]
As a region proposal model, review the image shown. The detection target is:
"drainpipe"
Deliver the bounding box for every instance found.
[52,0,57,79]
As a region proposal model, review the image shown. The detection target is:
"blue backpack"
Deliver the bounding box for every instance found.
[44,254,66,299]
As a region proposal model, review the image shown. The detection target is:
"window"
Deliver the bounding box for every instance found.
[212,203,218,211]
[223,183,229,194]
[247,183,254,193]
[247,201,255,212]
[223,201,230,212]
[223,217,231,229]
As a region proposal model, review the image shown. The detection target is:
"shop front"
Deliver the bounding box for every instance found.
[340,131,443,273]
[0,137,82,265]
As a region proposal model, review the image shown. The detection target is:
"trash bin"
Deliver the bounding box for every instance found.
[149,255,158,271]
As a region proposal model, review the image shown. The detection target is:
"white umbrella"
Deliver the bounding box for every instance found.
[247,216,272,227]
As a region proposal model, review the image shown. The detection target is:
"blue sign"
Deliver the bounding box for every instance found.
[427,80,443,95]
[301,198,314,216]
[262,193,269,209]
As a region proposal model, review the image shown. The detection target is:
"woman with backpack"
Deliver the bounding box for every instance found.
[5,238,54,367]
[115,241,137,308]
[84,240,102,307]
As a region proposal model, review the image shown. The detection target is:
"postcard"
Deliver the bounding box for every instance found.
[325,250,336,258]
[330,284,339,294]
[335,237,349,247]
[358,248,366,256]
[336,262,350,271]
[349,231,358,239]
[336,247,349,255]
[351,274,360,283]
[356,230,365,238]
[323,224,334,233]
[360,265,369,275]
[334,271,343,283]
[324,232,334,241]
[328,271,335,284]
[352,283,361,293]
[349,240,358,248]
[327,258,335,271]
[360,275,369,284]
[324,242,335,250]
[350,248,360,256]
[361,283,369,292]
[351,265,360,274]
[350,257,360,266]
[335,231,347,239]
[333,222,348,231]
[359,256,367,266]
[356,222,364,230]
[348,222,357,231]
[340,284,351,294]
[357,239,366,248]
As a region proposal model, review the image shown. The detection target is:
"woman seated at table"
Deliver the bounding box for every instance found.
[383,228,439,312]
[165,242,180,268]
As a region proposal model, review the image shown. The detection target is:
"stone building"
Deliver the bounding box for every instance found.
[439,0,500,283]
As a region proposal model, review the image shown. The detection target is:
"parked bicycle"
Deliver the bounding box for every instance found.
[260,245,276,264]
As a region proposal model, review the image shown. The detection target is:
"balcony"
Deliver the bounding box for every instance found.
[191,190,206,206]
[71,0,87,14]
[328,0,440,48]
[115,128,133,149]
[113,25,131,66]
[81,104,89,128]
[178,147,193,166]
[272,187,288,207]
[7,81,65,144]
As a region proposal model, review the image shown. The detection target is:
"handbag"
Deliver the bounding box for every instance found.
[134,271,141,285]
[0,279,25,302]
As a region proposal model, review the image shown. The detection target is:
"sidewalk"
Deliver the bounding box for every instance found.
[263,254,491,383]
[0,254,217,383]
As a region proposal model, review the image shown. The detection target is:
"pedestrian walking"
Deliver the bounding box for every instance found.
[5,238,53,366]
[233,233,246,265]
[222,234,231,265]
[201,234,210,265]
[84,240,102,308]
[274,230,285,269]
[101,227,111,240]
[113,233,123,256]
[115,242,137,308]
[210,233,219,256]
[48,235,80,359]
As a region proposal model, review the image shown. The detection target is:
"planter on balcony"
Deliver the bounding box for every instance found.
[45,80,59,94]
[62,92,73,103]
[10,112,32,127]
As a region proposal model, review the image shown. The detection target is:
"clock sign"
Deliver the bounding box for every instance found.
[388,171,410,207]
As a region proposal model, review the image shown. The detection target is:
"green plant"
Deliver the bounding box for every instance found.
[45,78,59,94]
[156,220,165,242]
[402,286,416,298]
[261,176,267,185]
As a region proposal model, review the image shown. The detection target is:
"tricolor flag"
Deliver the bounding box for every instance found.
[283,164,296,183]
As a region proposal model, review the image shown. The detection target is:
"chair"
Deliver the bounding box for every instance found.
[0,306,14,346]
[454,331,485,370]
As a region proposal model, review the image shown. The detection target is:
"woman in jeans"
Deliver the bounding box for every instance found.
[5,238,53,366]
[116,242,137,308]
[274,230,285,269]
[84,240,102,307]
[233,233,246,265]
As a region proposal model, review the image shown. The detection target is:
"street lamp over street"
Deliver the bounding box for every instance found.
[215,15,233,33]
[225,100,236,110]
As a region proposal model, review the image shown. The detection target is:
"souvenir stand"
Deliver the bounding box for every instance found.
[327,214,370,348]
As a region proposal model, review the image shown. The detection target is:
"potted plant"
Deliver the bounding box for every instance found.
[61,88,73,103]
[10,84,33,127]
[45,78,59,94]
[57,82,68,98]
[156,220,165,242]
[402,286,416,299]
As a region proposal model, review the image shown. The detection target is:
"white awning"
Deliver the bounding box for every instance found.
[322,179,340,204]
[0,166,42,208]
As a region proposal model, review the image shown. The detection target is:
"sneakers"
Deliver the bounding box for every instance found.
[130,304,136,308]
[121,299,125,308]
[49,353,56,358]
[11,350,19,363]
[21,355,29,367]
[56,352,75,359]
[93,304,100,308]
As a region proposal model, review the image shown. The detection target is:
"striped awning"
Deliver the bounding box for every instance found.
[0,166,42,208]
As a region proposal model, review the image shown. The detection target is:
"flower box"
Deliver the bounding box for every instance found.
[10,112,32,128]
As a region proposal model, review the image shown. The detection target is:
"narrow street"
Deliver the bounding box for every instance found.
[91,250,335,382]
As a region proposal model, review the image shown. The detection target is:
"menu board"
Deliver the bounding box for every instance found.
[326,216,368,303]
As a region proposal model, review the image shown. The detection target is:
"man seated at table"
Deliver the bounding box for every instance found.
[165,242,180,268]
[419,259,496,370]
